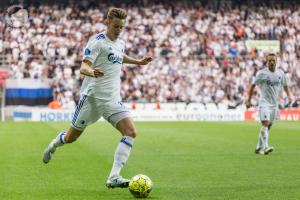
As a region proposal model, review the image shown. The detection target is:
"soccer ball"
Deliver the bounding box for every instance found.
[129,174,152,198]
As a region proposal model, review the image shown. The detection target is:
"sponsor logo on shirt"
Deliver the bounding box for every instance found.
[266,79,280,86]
[108,47,123,64]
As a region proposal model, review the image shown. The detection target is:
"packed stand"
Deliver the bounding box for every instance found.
[1,0,299,109]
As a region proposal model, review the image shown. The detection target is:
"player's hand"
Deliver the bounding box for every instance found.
[245,99,251,109]
[93,68,104,78]
[138,56,153,65]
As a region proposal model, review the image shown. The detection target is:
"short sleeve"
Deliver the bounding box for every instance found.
[253,71,264,85]
[120,39,126,54]
[82,38,103,63]
[281,72,287,86]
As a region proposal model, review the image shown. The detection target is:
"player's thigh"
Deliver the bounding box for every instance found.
[71,95,103,132]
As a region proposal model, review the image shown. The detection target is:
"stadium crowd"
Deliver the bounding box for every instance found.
[1,0,299,109]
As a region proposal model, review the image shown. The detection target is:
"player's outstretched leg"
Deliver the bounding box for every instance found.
[106,117,135,189]
[43,131,66,163]
[43,127,82,163]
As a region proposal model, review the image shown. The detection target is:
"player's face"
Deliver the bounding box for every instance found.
[107,17,125,40]
[266,55,276,71]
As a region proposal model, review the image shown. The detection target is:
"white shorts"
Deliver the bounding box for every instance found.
[259,107,278,123]
[71,95,131,131]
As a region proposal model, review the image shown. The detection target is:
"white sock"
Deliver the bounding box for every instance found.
[262,127,269,148]
[52,132,66,148]
[108,136,134,180]
[256,127,264,149]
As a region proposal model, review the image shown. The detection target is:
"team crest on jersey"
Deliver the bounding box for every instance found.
[84,48,91,55]
[108,47,123,64]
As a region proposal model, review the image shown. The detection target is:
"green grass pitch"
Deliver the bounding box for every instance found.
[0,121,300,200]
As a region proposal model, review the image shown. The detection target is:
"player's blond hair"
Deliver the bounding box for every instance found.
[107,7,127,20]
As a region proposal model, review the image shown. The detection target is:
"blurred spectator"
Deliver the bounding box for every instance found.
[48,99,62,110]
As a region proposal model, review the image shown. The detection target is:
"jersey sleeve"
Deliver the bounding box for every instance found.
[82,39,102,64]
[253,71,264,85]
[120,39,126,54]
[281,72,287,86]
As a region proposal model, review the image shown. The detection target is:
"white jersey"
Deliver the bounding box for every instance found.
[253,68,287,108]
[80,32,126,102]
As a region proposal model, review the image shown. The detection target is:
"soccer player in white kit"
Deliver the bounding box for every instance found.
[246,53,291,155]
[42,8,152,188]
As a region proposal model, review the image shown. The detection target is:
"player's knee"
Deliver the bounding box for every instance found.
[124,127,137,138]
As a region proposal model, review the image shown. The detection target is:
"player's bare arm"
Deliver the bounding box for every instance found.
[246,84,255,108]
[284,85,292,106]
[123,54,152,65]
[80,59,104,78]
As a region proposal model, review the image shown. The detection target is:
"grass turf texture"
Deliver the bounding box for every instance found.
[0,121,299,200]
